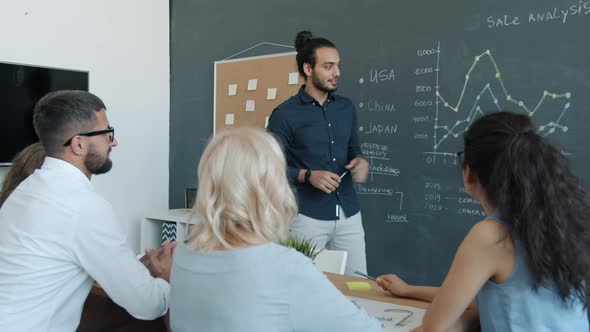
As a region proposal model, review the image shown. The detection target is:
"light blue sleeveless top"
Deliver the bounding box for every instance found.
[476,213,589,332]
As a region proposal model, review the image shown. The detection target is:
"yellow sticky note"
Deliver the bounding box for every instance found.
[346,282,372,291]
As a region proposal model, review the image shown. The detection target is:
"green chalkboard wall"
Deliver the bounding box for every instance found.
[170,0,590,285]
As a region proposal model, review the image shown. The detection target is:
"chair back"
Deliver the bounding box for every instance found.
[313,249,348,275]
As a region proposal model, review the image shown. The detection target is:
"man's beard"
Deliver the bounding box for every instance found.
[85,148,112,175]
[311,73,337,93]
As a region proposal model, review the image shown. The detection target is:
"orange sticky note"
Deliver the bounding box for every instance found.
[346,282,372,291]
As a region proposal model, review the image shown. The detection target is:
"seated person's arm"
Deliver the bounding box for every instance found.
[419,221,503,332]
[377,274,439,303]
[74,199,171,320]
[376,274,476,311]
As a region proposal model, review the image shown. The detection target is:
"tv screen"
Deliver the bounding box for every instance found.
[0,62,88,166]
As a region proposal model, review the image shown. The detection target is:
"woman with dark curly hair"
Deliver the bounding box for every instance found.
[377,111,590,331]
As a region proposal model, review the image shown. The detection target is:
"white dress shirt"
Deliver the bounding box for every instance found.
[0,157,169,331]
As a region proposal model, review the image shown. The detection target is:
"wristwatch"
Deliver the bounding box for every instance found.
[305,169,312,183]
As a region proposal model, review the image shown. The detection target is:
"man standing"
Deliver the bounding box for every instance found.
[268,31,369,275]
[0,91,171,331]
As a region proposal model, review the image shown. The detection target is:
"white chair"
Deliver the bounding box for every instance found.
[313,249,348,275]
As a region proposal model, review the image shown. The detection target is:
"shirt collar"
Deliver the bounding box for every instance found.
[296,85,336,105]
[42,157,93,189]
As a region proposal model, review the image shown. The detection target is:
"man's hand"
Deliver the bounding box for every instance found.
[140,241,175,282]
[309,170,341,194]
[345,156,369,183]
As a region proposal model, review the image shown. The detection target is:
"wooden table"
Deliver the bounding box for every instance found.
[78,284,166,332]
[89,273,428,308]
[81,273,428,331]
[326,272,429,309]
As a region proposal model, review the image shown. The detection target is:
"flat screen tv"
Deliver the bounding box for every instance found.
[0,62,88,166]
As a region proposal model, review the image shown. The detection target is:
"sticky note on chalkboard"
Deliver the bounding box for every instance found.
[267,88,277,100]
[225,113,234,125]
[245,100,255,112]
[288,72,299,85]
[228,84,237,96]
[247,79,258,91]
[346,282,372,291]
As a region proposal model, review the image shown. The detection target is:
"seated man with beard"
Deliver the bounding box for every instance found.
[0,90,172,331]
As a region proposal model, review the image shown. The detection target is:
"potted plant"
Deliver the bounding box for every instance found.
[280,236,322,261]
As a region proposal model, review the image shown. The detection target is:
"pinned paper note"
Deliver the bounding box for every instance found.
[288,72,299,85]
[346,282,372,291]
[228,84,237,96]
[225,113,234,125]
[247,79,258,91]
[245,100,255,112]
[267,88,277,100]
[265,116,270,128]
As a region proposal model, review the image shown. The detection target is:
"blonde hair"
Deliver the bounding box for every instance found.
[0,142,46,208]
[187,127,298,250]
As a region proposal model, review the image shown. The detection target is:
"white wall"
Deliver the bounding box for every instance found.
[0,1,170,252]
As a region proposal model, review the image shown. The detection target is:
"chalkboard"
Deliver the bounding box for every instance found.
[170,0,590,285]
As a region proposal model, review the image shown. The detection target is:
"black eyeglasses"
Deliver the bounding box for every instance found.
[63,126,115,146]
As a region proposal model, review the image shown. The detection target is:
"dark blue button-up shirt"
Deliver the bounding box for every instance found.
[267,86,362,220]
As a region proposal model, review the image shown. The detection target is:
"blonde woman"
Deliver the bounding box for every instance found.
[170,128,379,332]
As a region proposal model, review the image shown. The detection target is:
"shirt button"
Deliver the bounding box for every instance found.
[328,123,331,127]
[331,141,334,144]
[332,158,336,161]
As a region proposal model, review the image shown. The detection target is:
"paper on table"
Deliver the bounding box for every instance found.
[346,296,425,331]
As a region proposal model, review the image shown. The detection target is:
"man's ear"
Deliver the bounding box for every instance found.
[67,136,85,156]
[303,63,313,78]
